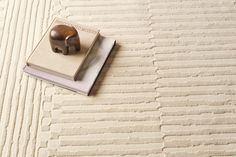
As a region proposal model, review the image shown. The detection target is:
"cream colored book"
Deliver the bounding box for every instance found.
[27,17,100,80]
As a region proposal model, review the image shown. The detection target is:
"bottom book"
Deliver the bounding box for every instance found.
[24,36,116,96]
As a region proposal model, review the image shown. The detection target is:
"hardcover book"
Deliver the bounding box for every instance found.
[26,18,100,80]
[24,36,116,95]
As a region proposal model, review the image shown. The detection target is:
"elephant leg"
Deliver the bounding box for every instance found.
[62,46,69,55]
[75,45,80,51]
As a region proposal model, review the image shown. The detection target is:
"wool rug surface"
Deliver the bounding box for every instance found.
[0,0,236,156]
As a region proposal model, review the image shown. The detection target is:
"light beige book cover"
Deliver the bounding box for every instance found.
[27,17,100,80]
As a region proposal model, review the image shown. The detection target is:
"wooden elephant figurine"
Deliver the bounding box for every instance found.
[49,25,80,55]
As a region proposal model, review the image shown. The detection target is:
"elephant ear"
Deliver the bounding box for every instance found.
[65,35,73,46]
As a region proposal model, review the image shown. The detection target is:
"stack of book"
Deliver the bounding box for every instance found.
[24,18,116,95]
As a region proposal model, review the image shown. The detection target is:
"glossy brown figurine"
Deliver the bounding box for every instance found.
[49,25,80,55]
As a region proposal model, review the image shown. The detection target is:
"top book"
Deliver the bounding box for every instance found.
[26,18,100,81]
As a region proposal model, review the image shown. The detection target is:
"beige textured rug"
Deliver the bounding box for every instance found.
[0,0,236,156]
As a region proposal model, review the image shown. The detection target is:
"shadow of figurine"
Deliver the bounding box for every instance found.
[76,37,105,80]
